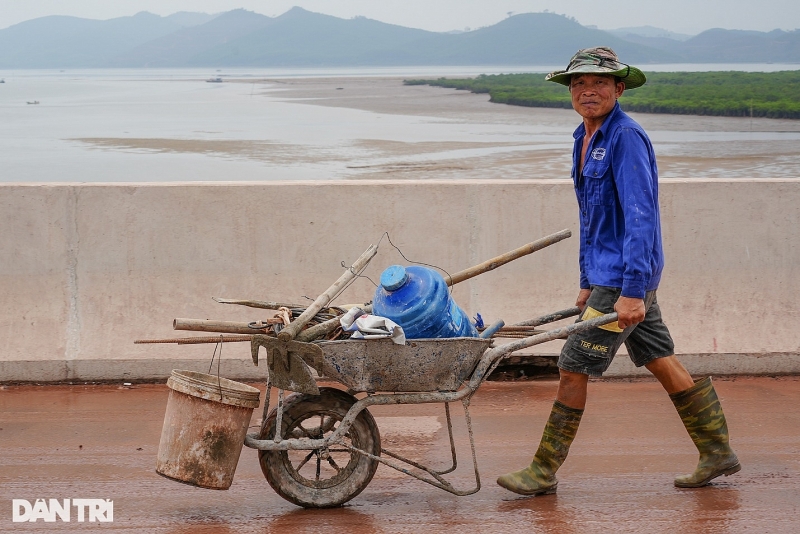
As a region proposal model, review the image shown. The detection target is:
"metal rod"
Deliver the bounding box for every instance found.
[491,331,548,339]
[513,306,581,327]
[135,335,254,344]
[496,325,550,331]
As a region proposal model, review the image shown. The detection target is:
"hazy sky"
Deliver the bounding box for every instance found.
[0,0,797,34]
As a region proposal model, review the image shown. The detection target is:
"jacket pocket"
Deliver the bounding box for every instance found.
[582,161,614,206]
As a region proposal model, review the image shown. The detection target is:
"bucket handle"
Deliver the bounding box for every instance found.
[208,335,225,401]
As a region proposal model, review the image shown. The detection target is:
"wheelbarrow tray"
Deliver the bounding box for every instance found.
[317,337,493,393]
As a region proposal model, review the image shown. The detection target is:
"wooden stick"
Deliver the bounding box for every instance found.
[173,318,269,335]
[278,244,378,341]
[296,303,372,342]
[211,297,303,310]
[445,229,571,286]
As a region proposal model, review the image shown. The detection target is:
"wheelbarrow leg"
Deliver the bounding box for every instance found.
[259,382,272,436]
[462,397,482,494]
[437,402,458,475]
[377,402,461,477]
[350,397,483,497]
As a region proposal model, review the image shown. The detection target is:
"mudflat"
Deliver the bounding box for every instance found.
[72,76,800,182]
[264,76,800,180]
[1,376,798,532]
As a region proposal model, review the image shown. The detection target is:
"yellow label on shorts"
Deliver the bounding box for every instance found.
[579,339,610,353]
[582,306,624,333]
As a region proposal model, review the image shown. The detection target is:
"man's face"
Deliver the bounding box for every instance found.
[569,74,625,121]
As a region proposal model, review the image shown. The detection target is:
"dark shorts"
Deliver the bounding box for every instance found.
[558,286,675,377]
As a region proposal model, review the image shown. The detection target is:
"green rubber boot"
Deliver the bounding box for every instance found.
[496,400,583,496]
[670,377,741,488]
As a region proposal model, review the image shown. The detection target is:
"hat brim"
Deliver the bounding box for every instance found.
[546,65,646,89]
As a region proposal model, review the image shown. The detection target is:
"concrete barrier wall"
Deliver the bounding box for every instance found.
[1,179,798,382]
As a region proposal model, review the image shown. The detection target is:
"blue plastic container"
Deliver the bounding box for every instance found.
[373,265,478,339]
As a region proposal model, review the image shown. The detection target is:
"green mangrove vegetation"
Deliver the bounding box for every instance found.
[404,71,800,119]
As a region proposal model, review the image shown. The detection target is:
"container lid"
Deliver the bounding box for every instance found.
[380,265,408,292]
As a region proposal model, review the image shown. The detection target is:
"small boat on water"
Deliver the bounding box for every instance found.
[0,79,5,83]
[27,100,39,105]
[206,77,223,83]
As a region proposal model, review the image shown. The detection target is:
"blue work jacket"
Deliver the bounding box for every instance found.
[572,102,664,299]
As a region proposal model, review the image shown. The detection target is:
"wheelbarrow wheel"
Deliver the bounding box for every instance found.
[259,387,381,508]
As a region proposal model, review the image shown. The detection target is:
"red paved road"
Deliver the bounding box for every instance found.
[1,376,798,533]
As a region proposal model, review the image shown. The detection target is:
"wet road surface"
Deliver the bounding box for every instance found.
[1,376,798,533]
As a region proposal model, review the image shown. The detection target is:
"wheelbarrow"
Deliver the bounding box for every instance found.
[244,309,618,508]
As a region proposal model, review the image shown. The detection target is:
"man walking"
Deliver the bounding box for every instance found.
[497,47,741,496]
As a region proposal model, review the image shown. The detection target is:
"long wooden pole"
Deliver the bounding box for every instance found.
[445,229,571,286]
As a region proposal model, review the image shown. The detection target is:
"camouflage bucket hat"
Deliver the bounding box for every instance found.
[546,46,646,89]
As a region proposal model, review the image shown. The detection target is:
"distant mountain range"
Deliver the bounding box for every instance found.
[0,7,797,69]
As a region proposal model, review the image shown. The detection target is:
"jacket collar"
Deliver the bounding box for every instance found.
[572,101,622,141]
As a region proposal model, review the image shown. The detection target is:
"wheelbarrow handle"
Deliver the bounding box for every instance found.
[490,311,618,358]
[467,312,619,390]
